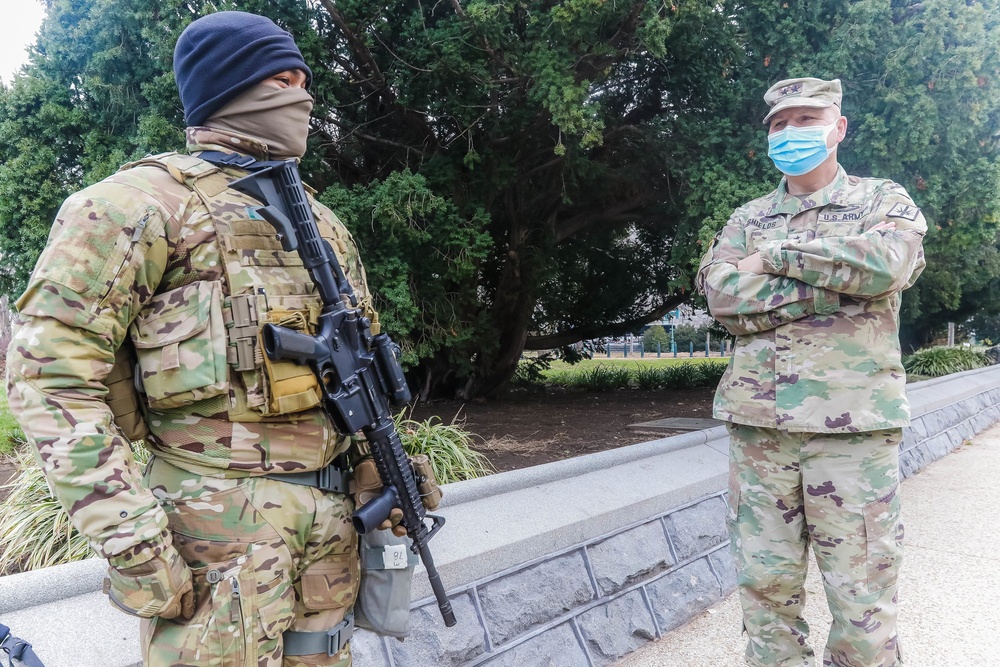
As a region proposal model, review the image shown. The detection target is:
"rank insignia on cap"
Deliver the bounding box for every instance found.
[779,83,803,97]
[886,203,920,221]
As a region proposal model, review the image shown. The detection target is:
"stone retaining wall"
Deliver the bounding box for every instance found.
[352,494,733,667]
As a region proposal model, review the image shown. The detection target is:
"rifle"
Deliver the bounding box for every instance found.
[230,159,457,627]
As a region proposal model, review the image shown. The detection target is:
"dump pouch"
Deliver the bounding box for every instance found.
[354,528,418,638]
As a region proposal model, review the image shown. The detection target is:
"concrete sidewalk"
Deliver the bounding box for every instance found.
[614,422,1000,667]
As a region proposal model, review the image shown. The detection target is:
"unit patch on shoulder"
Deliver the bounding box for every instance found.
[886,202,921,221]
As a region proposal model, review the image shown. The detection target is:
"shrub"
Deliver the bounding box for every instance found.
[695,360,729,387]
[641,325,670,352]
[579,364,632,391]
[396,412,494,484]
[902,346,988,378]
[633,365,663,390]
[0,385,24,457]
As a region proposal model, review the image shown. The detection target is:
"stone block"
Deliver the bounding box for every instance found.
[388,593,486,666]
[480,623,590,667]
[708,548,737,595]
[479,551,594,646]
[645,558,722,633]
[924,435,951,461]
[664,496,728,561]
[588,521,674,596]
[350,630,389,667]
[577,591,657,666]
[899,449,918,479]
[909,417,928,441]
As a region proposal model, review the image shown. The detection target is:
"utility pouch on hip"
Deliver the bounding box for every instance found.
[410,454,443,511]
[103,341,149,442]
[354,529,417,638]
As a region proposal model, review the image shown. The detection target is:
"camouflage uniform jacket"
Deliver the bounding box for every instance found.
[696,166,926,433]
[6,127,371,566]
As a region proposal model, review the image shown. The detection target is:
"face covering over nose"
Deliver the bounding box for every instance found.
[206,84,314,160]
[767,122,838,177]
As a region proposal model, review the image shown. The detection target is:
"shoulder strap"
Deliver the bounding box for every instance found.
[120,151,231,197]
[0,623,45,667]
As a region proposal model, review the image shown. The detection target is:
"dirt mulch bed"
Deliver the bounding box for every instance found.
[409,387,717,473]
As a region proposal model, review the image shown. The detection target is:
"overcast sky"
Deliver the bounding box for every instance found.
[0,0,46,85]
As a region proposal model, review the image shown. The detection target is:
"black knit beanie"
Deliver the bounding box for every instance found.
[174,11,313,127]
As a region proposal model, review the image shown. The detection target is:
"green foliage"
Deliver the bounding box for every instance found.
[540,359,729,391]
[902,346,989,378]
[0,443,150,574]
[577,365,633,392]
[396,413,494,484]
[633,365,663,390]
[0,385,24,457]
[641,326,670,352]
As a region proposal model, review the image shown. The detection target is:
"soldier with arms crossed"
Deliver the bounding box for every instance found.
[697,78,926,667]
[7,11,400,666]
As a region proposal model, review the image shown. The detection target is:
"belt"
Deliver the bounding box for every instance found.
[262,459,350,494]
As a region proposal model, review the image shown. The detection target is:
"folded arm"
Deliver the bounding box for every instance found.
[696,208,840,336]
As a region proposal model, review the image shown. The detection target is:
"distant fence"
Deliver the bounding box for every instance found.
[604,340,731,359]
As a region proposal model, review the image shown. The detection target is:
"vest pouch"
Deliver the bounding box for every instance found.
[354,529,417,638]
[130,280,229,410]
[260,308,322,416]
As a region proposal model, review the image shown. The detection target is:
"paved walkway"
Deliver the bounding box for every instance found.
[614,422,1000,667]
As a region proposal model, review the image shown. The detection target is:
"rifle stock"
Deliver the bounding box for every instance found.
[231,159,457,628]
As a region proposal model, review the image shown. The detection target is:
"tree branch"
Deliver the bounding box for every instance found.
[523,296,687,350]
[554,191,662,241]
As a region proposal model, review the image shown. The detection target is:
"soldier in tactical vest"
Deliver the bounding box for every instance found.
[6,11,400,666]
[697,78,926,666]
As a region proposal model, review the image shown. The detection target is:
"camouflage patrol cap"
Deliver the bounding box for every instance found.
[762,77,842,123]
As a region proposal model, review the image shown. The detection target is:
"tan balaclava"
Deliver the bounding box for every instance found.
[206,83,314,160]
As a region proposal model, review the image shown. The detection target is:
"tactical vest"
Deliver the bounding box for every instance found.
[105,152,377,457]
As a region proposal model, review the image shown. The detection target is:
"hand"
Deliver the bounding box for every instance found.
[105,547,194,620]
[352,457,407,537]
[866,220,896,234]
[737,252,766,274]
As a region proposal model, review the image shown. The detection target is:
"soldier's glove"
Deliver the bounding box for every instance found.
[104,547,194,620]
[352,457,407,538]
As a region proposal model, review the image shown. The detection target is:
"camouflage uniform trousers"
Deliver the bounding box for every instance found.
[726,424,904,667]
[140,457,358,667]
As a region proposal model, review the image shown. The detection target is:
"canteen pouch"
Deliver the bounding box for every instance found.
[354,528,417,638]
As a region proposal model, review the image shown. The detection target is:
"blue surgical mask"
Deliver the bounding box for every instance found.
[767,122,838,176]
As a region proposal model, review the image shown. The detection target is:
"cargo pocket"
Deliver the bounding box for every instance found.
[131,280,228,410]
[297,547,360,612]
[255,571,296,647]
[863,484,903,594]
[162,553,255,667]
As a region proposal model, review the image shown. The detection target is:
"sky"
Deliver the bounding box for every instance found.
[0,0,47,85]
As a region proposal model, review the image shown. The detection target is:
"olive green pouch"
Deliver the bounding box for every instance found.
[354,529,418,638]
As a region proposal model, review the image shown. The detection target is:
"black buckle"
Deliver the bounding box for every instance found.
[325,615,354,655]
[197,150,258,169]
[316,463,349,494]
